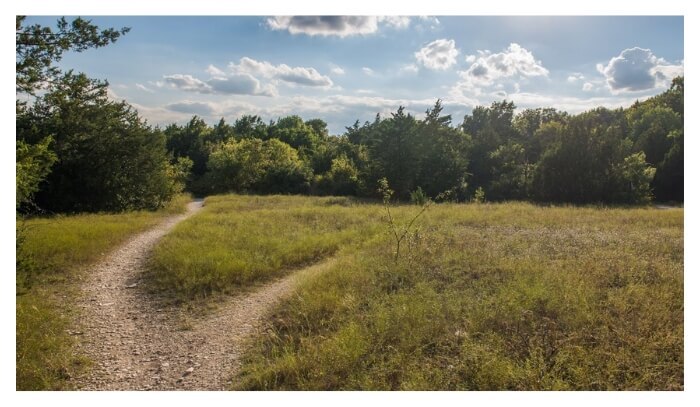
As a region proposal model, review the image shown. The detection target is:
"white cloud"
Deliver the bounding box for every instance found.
[166,101,218,116]
[130,102,194,125]
[378,16,411,29]
[106,87,122,101]
[266,16,415,37]
[205,64,226,78]
[582,82,594,92]
[230,57,333,88]
[159,58,333,99]
[567,73,585,82]
[597,47,683,93]
[399,64,419,74]
[135,83,154,93]
[465,55,476,64]
[330,65,346,75]
[418,16,440,25]
[460,43,549,87]
[451,44,548,103]
[362,67,375,76]
[506,91,653,114]
[162,72,274,96]
[132,85,661,136]
[267,16,376,37]
[208,74,276,96]
[414,38,459,70]
[162,74,212,93]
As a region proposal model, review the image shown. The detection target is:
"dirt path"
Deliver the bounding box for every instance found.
[71,200,334,390]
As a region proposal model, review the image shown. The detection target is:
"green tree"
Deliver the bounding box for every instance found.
[207,117,236,144]
[610,152,656,204]
[368,106,420,199]
[305,118,329,138]
[626,78,684,202]
[531,107,652,204]
[207,138,311,194]
[16,16,130,210]
[15,137,56,209]
[627,106,681,166]
[415,100,471,199]
[16,16,129,94]
[345,117,379,145]
[233,115,269,139]
[653,129,683,202]
[270,115,322,154]
[164,116,211,177]
[488,143,532,201]
[314,155,361,196]
[513,107,568,162]
[18,73,181,212]
[462,101,518,195]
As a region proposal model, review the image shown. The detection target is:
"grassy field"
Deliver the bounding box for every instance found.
[16,194,190,390]
[146,195,382,302]
[214,198,682,390]
[17,193,684,390]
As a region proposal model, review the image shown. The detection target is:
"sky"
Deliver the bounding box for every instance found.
[23,15,684,135]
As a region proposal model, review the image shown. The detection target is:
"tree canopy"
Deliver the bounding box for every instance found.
[16,16,186,213]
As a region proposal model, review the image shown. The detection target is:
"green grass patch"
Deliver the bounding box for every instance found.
[146,194,382,301]
[17,194,190,282]
[16,194,190,390]
[16,283,87,390]
[234,201,683,390]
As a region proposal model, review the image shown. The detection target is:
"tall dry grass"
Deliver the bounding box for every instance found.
[234,201,683,390]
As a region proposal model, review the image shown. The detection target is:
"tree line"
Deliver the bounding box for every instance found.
[158,78,683,206]
[17,17,683,215]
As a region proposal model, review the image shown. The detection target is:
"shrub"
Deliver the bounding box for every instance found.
[410,187,429,206]
[472,187,486,203]
[206,138,312,194]
[315,155,362,196]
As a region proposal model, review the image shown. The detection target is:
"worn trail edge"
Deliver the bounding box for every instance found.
[71,200,334,390]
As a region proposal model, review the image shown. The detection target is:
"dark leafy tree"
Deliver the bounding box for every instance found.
[488,143,532,201]
[653,129,683,202]
[626,78,684,202]
[462,101,518,196]
[366,106,421,199]
[415,100,471,199]
[207,117,236,144]
[164,116,211,177]
[627,106,681,166]
[233,115,269,139]
[18,73,181,212]
[305,118,329,138]
[513,108,568,162]
[16,16,130,210]
[531,107,653,204]
[345,114,381,145]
